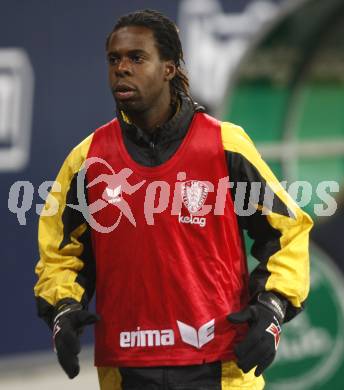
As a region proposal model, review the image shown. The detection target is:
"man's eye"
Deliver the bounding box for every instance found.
[108,56,119,65]
[131,55,143,63]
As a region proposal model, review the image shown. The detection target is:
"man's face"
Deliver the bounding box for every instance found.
[107,26,174,113]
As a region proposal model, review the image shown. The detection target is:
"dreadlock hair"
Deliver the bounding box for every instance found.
[105,9,191,105]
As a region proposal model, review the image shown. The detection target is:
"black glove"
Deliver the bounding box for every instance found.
[52,302,99,379]
[227,292,286,376]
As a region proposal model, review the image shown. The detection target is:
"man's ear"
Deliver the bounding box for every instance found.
[164,61,176,81]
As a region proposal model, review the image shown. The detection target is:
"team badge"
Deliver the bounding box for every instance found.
[181,180,209,214]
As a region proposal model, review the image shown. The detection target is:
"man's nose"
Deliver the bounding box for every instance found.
[115,58,132,76]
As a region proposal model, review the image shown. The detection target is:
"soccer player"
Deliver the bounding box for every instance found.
[34,9,313,389]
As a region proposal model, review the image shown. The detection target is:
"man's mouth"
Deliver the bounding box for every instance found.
[113,84,137,100]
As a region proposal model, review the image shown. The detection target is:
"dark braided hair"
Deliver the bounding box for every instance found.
[105,9,191,105]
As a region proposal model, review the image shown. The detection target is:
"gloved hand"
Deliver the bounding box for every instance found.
[227,292,286,377]
[52,302,99,379]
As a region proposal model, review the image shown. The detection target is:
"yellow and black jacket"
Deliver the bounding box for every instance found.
[34,94,312,325]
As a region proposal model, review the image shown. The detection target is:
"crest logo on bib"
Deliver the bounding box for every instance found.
[181,180,209,214]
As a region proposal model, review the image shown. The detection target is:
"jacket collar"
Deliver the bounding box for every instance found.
[117,94,201,147]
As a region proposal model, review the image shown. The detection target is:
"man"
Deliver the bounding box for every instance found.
[34,9,313,390]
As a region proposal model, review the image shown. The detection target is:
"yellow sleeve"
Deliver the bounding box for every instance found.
[221,122,313,320]
[34,133,94,324]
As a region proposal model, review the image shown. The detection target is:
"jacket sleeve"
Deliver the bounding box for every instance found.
[34,133,95,326]
[221,122,313,321]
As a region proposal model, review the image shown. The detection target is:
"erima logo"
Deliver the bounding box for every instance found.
[105,185,122,203]
[266,321,281,350]
[52,323,61,339]
[120,327,175,348]
[177,319,215,349]
[52,322,61,353]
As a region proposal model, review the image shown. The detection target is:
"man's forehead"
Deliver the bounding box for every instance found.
[108,26,156,52]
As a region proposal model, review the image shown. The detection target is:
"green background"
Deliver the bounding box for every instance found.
[221,0,344,388]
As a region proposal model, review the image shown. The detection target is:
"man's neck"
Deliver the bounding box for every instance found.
[123,92,177,134]
[128,106,174,133]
